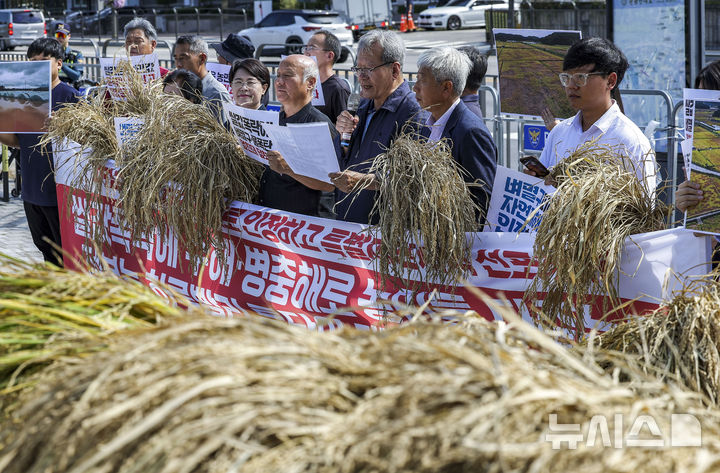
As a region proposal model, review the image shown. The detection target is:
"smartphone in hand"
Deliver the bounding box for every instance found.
[520,155,550,178]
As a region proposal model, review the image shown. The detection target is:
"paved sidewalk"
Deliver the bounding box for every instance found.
[0,183,43,264]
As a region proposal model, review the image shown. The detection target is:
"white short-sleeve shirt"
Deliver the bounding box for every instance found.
[539,101,658,192]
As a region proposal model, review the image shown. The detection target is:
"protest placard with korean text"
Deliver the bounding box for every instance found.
[207,62,232,100]
[100,53,161,100]
[223,102,279,164]
[484,166,555,233]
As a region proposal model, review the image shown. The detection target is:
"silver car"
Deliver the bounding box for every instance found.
[417,0,508,31]
[0,9,46,51]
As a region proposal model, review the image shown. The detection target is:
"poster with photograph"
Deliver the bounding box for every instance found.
[494,28,581,120]
[0,61,51,133]
[100,53,161,100]
[223,102,279,164]
[682,88,720,235]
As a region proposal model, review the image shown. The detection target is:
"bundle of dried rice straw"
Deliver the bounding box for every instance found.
[118,89,262,270]
[352,131,482,293]
[2,288,720,473]
[593,280,720,405]
[525,141,667,337]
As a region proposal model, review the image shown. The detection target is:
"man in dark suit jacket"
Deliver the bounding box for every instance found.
[414,47,497,222]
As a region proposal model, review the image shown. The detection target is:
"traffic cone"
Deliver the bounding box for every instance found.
[407,12,416,32]
[399,14,407,33]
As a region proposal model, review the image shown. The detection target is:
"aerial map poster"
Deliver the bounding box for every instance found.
[494,28,581,119]
[683,88,720,235]
[612,0,685,127]
[0,61,51,133]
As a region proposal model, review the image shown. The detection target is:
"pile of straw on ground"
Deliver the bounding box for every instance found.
[525,142,667,336]
[2,287,720,473]
[593,280,720,405]
[0,253,188,404]
[354,132,481,293]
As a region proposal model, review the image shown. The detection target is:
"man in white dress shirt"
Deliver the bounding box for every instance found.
[529,38,657,192]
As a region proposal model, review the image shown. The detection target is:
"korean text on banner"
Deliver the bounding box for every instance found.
[53,143,714,332]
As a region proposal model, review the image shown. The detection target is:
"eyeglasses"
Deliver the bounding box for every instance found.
[301,45,329,53]
[350,62,393,76]
[232,79,261,89]
[55,32,67,39]
[559,72,606,87]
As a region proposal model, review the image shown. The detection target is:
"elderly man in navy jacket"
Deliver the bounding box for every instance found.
[413,46,497,222]
[330,30,423,224]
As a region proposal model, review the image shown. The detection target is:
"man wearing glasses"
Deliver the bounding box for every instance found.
[529,37,657,192]
[303,30,350,123]
[54,23,84,87]
[330,30,423,224]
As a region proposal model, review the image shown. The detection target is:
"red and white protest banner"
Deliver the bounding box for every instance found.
[54,146,712,331]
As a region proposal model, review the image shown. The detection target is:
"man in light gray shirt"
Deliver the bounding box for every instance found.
[174,34,231,126]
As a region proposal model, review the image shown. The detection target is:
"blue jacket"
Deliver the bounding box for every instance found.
[423,100,497,220]
[335,80,423,224]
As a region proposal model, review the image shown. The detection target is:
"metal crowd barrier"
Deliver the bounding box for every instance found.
[621,89,678,209]
[69,38,101,59]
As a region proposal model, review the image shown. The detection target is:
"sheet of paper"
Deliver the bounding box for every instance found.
[311,77,325,107]
[223,102,279,164]
[264,122,339,183]
[493,28,581,120]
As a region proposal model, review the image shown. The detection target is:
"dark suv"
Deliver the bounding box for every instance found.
[0,9,46,51]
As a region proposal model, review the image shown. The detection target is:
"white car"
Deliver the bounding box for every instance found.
[239,9,354,61]
[417,0,509,31]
